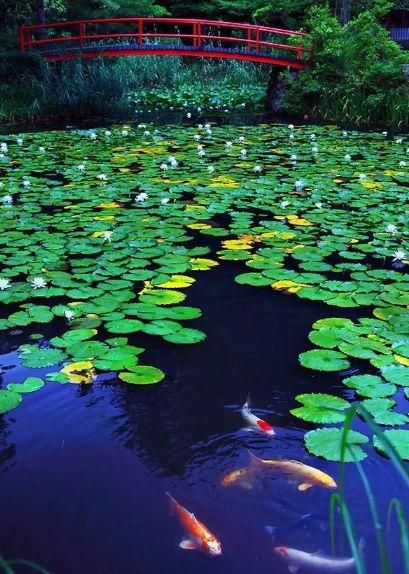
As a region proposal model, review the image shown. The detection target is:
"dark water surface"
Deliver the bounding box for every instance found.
[0,256,407,573]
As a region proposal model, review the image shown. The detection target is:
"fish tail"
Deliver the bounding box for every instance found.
[166,491,177,515]
[244,393,251,409]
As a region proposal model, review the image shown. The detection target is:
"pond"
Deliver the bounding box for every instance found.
[0,121,408,574]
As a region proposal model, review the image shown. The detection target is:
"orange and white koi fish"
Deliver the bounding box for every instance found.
[248,451,337,491]
[274,544,359,572]
[221,451,337,491]
[241,395,275,436]
[166,493,222,556]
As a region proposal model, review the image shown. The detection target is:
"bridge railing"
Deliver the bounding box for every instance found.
[19,18,312,66]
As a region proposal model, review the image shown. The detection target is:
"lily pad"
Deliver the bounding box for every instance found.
[373,430,409,460]
[7,377,44,394]
[0,390,22,414]
[305,427,369,462]
[291,393,350,423]
[119,366,165,385]
[299,349,350,372]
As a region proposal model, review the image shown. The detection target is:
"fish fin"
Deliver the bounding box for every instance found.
[241,427,254,433]
[244,393,251,408]
[179,538,198,551]
[298,482,313,491]
[166,491,177,514]
[247,450,263,468]
[288,566,299,574]
[265,525,277,541]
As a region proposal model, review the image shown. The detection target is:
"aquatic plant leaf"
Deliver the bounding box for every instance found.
[61,361,96,384]
[305,428,368,462]
[374,430,409,460]
[163,328,207,344]
[105,320,144,334]
[381,365,409,387]
[7,377,44,394]
[119,366,165,385]
[291,393,350,423]
[19,345,67,368]
[142,320,182,336]
[0,390,22,413]
[235,273,272,287]
[299,350,350,372]
[139,289,186,306]
[342,374,396,398]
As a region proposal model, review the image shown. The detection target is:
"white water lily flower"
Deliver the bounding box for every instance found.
[90,132,97,140]
[342,131,348,137]
[39,146,45,152]
[396,138,403,144]
[198,124,203,129]
[238,136,245,143]
[382,131,388,136]
[399,161,406,167]
[31,277,47,289]
[2,195,13,204]
[121,130,128,136]
[359,174,367,181]
[77,164,86,171]
[393,249,406,262]
[64,309,74,321]
[135,192,148,202]
[253,165,262,172]
[204,123,211,129]
[194,135,201,141]
[290,154,297,161]
[160,163,168,171]
[186,112,192,118]
[0,154,4,159]
[240,149,247,157]
[0,143,8,153]
[344,154,352,161]
[161,197,170,204]
[17,138,23,145]
[289,134,294,140]
[280,200,290,208]
[207,166,215,173]
[97,174,107,180]
[137,124,146,129]
[168,156,178,168]
[315,202,323,209]
[22,180,30,188]
[198,149,206,157]
[386,224,398,234]
[225,141,233,148]
[310,134,316,139]
[102,230,113,242]
[288,124,294,130]
[105,130,112,136]
[206,129,212,135]
[295,179,305,192]
[0,278,11,290]
[143,130,151,137]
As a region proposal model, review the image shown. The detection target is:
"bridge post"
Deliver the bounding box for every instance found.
[18,26,26,52]
[138,19,143,45]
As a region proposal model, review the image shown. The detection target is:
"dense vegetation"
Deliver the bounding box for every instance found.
[0,0,408,126]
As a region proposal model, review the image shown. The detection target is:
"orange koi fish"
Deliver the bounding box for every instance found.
[166,493,222,556]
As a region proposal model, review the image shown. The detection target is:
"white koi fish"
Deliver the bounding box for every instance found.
[241,395,275,436]
[274,544,360,572]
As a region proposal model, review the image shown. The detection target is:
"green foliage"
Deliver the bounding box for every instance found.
[280,4,409,126]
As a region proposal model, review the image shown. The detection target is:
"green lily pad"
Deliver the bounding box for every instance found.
[299,349,350,372]
[7,377,44,394]
[0,390,22,414]
[381,365,409,386]
[119,366,165,385]
[19,345,67,368]
[291,393,350,423]
[374,430,409,460]
[105,319,144,334]
[305,427,369,462]
[163,328,207,344]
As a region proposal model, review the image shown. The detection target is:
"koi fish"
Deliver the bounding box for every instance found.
[221,452,336,491]
[274,543,361,572]
[265,512,329,541]
[166,493,222,556]
[241,395,275,436]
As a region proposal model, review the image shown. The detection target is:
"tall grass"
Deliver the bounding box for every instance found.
[0,56,267,124]
[331,405,409,574]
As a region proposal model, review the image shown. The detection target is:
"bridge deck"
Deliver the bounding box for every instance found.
[19,17,311,69]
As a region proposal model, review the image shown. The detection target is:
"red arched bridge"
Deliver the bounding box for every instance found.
[19,18,311,69]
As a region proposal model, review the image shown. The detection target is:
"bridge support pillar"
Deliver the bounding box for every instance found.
[265,67,298,114]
